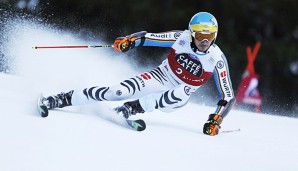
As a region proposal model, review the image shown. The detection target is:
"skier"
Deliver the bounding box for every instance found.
[41,12,235,136]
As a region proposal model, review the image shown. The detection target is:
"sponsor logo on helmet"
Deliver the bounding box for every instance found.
[211,18,218,27]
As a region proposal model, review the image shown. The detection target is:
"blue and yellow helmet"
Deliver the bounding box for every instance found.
[189,12,218,43]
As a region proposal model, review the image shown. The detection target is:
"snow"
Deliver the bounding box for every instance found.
[1,19,298,171]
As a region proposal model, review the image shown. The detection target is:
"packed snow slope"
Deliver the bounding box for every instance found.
[0,19,298,171]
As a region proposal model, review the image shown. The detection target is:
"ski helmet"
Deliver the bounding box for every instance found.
[189,12,218,43]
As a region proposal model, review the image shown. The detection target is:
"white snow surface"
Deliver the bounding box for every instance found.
[1,20,298,171]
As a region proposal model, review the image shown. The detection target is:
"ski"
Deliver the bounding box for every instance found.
[37,94,146,131]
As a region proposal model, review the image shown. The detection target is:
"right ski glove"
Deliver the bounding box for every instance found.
[113,35,136,52]
[203,114,223,136]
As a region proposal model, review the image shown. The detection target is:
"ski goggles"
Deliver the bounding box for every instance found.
[190,23,217,41]
[192,31,216,41]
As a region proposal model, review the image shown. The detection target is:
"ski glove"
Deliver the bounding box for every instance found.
[203,114,223,136]
[113,35,136,52]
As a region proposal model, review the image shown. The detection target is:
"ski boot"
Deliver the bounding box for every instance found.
[43,90,74,109]
[115,100,145,119]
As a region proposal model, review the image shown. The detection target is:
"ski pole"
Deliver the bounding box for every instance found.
[221,128,241,133]
[32,45,114,49]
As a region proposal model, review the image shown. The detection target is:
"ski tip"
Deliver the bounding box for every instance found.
[37,94,49,117]
[127,119,146,131]
[135,119,146,131]
[39,105,49,117]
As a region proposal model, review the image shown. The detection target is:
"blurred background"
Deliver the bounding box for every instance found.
[0,0,297,116]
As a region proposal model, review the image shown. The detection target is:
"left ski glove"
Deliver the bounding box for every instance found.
[203,114,223,136]
[114,35,136,52]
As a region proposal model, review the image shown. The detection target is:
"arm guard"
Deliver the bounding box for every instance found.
[135,30,183,48]
[131,31,147,47]
[213,50,235,119]
[216,98,236,118]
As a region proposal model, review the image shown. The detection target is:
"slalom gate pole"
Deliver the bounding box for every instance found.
[32,45,114,49]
